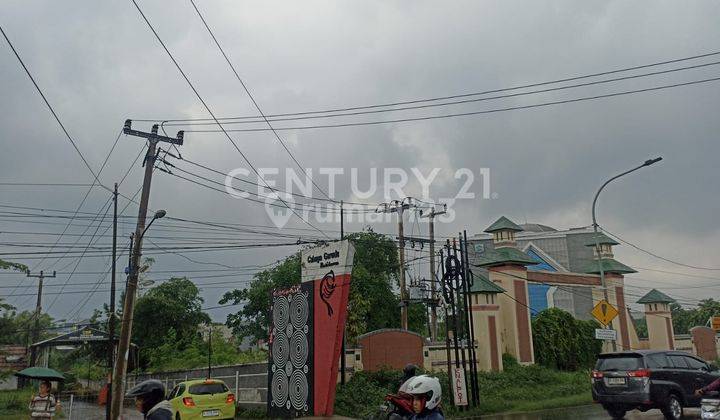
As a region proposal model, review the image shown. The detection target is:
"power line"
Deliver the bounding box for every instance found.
[159,60,720,127]
[0,183,96,187]
[0,24,102,185]
[188,0,331,200]
[129,0,329,239]
[183,76,720,133]
[603,228,720,271]
[140,49,720,124]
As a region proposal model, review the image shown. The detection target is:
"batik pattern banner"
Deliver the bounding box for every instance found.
[268,282,314,417]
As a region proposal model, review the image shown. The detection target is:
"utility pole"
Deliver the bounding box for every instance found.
[376,198,413,330]
[420,204,446,342]
[207,324,212,379]
[110,121,182,420]
[26,270,56,366]
[340,200,346,385]
[106,183,118,420]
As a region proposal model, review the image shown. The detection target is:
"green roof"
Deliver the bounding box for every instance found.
[484,216,523,233]
[637,288,675,304]
[584,233,620,247]
[581,258,637,274]
[473,247,538,268]
[468,271,505,294]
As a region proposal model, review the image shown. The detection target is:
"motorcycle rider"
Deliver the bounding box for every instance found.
[696,376,720,396]
[126,379,172,420]
[404,375,444,420]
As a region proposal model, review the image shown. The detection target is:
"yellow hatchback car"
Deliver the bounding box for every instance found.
[167,379,236,420]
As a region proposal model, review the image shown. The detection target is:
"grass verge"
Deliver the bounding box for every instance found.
[334,363,593,419]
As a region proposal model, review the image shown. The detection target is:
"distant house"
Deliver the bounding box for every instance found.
[0,345,28,390]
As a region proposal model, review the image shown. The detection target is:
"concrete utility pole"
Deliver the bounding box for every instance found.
[106,183,118,420]
[376,198,413,330]
[591,157,662,353]
[340,200,346,385]
[421,204,446,342]
[110,120,182,420]
[26,270,56,366]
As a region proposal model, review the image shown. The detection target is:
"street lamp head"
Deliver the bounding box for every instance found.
[153,209,167,220]
[643,157,663,167]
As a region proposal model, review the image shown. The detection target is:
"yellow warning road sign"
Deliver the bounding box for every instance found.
[591,300,619,327]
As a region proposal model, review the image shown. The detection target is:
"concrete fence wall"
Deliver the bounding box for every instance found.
[126,362,268,410]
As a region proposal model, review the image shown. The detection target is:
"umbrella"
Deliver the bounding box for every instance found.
[14,367,65,381]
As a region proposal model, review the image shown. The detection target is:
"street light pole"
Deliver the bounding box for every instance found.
[592,157,662,352]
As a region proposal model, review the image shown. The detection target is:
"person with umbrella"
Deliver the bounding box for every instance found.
[15,367,65,419]
[29,380,57,418]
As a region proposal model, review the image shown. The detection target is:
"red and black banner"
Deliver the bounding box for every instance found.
[267,240,355,417]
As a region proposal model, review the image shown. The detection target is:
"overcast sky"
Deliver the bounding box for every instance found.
[1,0,719,324]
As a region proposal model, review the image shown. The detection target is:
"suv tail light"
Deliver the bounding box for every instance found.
[226,393,235,404]
[628,369,651,378]
[591,370,604,379]
[182,397,195,407]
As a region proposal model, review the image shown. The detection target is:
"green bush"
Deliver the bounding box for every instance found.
[335,363,592,418]
[532,308,602,370]
[334,369,404,419]
[0,388,33,414]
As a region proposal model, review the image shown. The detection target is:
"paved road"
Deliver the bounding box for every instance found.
[482,404,701,419]
[65,400,143,420]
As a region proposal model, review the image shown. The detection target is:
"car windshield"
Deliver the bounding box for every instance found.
[188,382,227,395]
[596,356,643,371]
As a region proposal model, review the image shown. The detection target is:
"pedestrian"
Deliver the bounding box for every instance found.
[126,379,172,420]
[29,380,57,418]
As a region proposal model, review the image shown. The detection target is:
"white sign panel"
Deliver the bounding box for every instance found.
[451,367,468,406]
[300,240,355,283]
[595,328,617,341]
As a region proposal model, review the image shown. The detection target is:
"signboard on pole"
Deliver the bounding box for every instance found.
[451,367,468,406]
[303,240,354,416]
[591,300,619,327]
[267,240,354,418]
[595,328,617,341]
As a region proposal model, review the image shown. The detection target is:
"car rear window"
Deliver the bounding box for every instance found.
[188,382,228,395]
[596,355,643,371]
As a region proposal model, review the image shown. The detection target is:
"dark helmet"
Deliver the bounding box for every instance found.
[126,379,165,413]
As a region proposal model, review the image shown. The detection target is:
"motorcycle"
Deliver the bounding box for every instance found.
[701,391,720,419]
[373,392,415,420]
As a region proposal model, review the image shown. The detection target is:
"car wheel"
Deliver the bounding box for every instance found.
[606,407,626,419]
[661,393,683,420]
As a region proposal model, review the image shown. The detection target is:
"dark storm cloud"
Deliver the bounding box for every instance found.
[1,0,719,319]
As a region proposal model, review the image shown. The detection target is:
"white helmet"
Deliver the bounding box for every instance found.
[405,375,442,410]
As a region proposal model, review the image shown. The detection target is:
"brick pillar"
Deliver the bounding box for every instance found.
[489,266,534,364]
[470,293,503,372]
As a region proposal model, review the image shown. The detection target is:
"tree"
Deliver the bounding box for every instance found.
[0,310,54,346]
[672,299,720,334]
[0,258,28,273]
[132,277,210,364]
[221,229,427,344]
[144,325,265,372]
[532,308,602,370]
